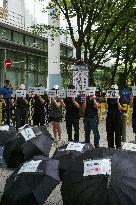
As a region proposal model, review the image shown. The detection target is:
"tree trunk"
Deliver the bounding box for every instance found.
[118,72,128,89]
[76,45,82,61]
[88,66,95,86]
[111,46,121,84]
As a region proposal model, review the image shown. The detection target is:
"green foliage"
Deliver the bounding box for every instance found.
[36,0,136,88]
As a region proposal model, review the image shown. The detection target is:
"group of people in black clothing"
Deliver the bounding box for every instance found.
[48,84,125,149]
[0,80,136,149]
[0,80,48,129]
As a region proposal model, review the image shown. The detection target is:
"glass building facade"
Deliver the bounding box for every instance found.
[0,24,74,88]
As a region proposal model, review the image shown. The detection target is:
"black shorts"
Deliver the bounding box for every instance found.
[49,117,61,122]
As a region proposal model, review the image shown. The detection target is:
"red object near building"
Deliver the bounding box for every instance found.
[4,58,13,69]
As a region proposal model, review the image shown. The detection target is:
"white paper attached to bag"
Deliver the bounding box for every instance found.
[20,128,36,141]
[122,142,136,151]
[83,158,111,177]
[0,125,9,131]
[18,160,42,174]
[66,142,85,152]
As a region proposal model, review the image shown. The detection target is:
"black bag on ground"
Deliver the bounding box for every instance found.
[1,157,60,205]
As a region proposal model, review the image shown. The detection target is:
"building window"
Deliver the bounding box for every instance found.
[13,31,24,44]
[27,72,36,87]
[0,27,12,41]
[60,46,67,56]
[67,48,73,57]
[28,55,37,71]
[43,41,48,51]
[35,38,44,49]
[38,57,47,71]
[25,35,35,47]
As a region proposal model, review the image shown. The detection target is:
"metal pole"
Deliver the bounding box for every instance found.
[122,113,127,142]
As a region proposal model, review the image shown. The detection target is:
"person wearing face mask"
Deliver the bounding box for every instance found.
[0,80,13,125]
[14,84,29,129]
[83,93,100,148]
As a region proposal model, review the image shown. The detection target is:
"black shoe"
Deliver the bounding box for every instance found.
[95,145,99,148]
[116,146,121,149]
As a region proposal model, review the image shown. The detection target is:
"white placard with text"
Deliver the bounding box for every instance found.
[16,90,26,98]
[132,86,136,96]
[73,70,88,90]
[78,89,86,96]
[34,87,45,95]
[106,90,119,98]
[122,142,136,151]
[58,90,66,98]
[85,87,96,96]
[28,87,35,95]
[48,90,57,98]
[67,89,78,98]
[83,159,111,177]
[66,142,85,152]
[18,160,42,174]
[20,127,36,141]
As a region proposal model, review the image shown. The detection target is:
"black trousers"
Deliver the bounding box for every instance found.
[106,114,122,148]
[65,117,79,142]
[15,108,28,129]
[33,111,45,126]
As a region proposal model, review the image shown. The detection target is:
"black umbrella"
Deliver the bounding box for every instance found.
[52,142,93,179]
[23,126,54,160]
[3,133,25,168]
[1,157,60,205]
[0,125,16,145]
[61,147,136,205]
[0,145,4,165]
[3,125,53,168]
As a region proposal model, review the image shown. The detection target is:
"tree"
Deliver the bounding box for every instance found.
[36,0,136,85]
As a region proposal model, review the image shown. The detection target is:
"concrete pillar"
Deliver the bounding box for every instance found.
[47,1,61,90]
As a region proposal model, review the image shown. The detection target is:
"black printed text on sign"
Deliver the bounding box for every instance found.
[83,159,111,177]
[18,160,42,174]
[20,128,36,141]
[73,71,88,90]
[48,90,57,98]
[58,90,66,98]
[28,87,35,95]
[35,87,45,95]
[16,90,26,98]
[106,90,119,98]
[67,89,77,98]
[66,142,85,152]
[85,87,96,96]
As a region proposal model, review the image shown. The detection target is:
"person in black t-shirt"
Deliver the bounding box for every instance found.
[32,93,47,126]
[14,84,29,129]
[106,85,123,148]
[83,95,100,148]
[49,96,62,141]
[62,85,81,142]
